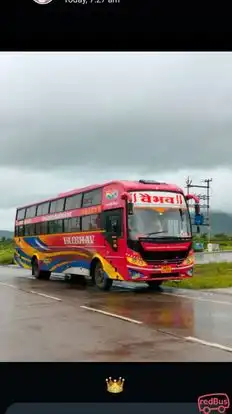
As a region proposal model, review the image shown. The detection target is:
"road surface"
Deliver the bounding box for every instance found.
[1,266,232,361]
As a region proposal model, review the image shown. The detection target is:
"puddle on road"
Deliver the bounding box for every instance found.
[9,271,232,345]
[87,292,195,334]
[85,289,232,347]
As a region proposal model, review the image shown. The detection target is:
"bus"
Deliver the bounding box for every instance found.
[14,179,200,291]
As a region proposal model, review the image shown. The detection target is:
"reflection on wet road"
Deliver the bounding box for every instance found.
[88,287,232,345]
[1,266,232,361]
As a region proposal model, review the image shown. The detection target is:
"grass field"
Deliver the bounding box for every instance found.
[0,241,14,265]
[165,262,232,289]
[220,245,232,251]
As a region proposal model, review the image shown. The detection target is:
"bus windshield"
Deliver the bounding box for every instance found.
[128,207,191,240]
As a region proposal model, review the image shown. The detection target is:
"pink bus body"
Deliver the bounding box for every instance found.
[14,180,199,290]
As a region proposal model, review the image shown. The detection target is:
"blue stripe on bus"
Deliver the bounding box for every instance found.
[23,237,49,252]
[14,254,28,267]
[15,247,32,261]
[35,254,90,269]
[51,260,90,273]
[20,256,31,265]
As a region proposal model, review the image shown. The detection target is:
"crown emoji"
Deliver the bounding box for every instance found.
[106,377,125,394]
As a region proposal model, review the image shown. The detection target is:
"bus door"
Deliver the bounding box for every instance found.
[101,208,126,271]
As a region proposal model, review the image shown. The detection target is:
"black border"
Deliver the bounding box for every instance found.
[2,0,232,50]
[2,0,232,408]
[0,363,231,411]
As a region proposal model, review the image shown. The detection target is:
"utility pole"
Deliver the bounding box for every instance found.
[186,177,212,241]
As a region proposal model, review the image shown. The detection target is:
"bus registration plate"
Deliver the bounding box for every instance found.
[160,265,172,273]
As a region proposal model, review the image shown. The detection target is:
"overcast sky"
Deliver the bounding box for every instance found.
[1,52,232,230]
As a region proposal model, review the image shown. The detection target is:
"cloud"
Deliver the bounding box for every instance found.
[1,52,232,172]
[1,52,232,229]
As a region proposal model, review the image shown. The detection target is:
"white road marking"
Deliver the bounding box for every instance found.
[3,275,232,353]
[29,291,62,301]
[80,305,232,354]
[80,305,143,325]
[185,336,232,353]
[0,281,62,301]
[0,282,17,289]
[162,291,232,306]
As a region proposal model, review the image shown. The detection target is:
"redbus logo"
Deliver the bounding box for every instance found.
[198,393,230,414]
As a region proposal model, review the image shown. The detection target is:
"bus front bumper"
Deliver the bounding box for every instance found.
[126,264,193,282]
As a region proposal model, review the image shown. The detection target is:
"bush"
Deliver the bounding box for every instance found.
[0,248,14,264]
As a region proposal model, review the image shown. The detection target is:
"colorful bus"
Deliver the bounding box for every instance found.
[14,179,200,291]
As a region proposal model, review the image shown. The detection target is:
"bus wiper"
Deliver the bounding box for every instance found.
[146,231,168,236]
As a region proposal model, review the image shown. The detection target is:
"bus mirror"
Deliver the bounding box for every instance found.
[186,193,200,204]
[128,202,134,215]
[121,192,133,202]
[121,192,129,200]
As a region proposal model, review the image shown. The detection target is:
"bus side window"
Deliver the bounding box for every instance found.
[35,222,48,235]
[18,225,24,237]
[103,209,123,237]
[48,220,63,234]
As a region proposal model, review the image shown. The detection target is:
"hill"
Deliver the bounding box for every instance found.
[0,230,14,239]
[209,211,232,235]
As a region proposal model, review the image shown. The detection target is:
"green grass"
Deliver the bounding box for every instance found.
[0,250,14,265]
[0,241,14,264]
[221,245,232,251]
[164,262,232,289]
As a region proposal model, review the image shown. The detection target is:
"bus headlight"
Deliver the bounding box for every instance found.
[126,254,147,267]
[182,250,195,266]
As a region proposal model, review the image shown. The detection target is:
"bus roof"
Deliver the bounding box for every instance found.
[16,180,184,210]
[58,180,183,196]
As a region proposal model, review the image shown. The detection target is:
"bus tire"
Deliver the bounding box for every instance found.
[147,280,163,290]
[93,261,113,291]
[32,258,51,280]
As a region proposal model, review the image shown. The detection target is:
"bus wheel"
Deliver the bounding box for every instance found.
[93,261,113,291]
[147,280,163,290]
[32,258,51,280]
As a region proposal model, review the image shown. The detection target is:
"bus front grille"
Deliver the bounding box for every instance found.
[141,250,188,265]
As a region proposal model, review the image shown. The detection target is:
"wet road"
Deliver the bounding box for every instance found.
[1,266,232,361]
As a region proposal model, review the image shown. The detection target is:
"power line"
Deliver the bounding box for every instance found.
[186,177,212,241]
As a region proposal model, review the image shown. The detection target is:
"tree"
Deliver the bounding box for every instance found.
[214,233,228,240]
